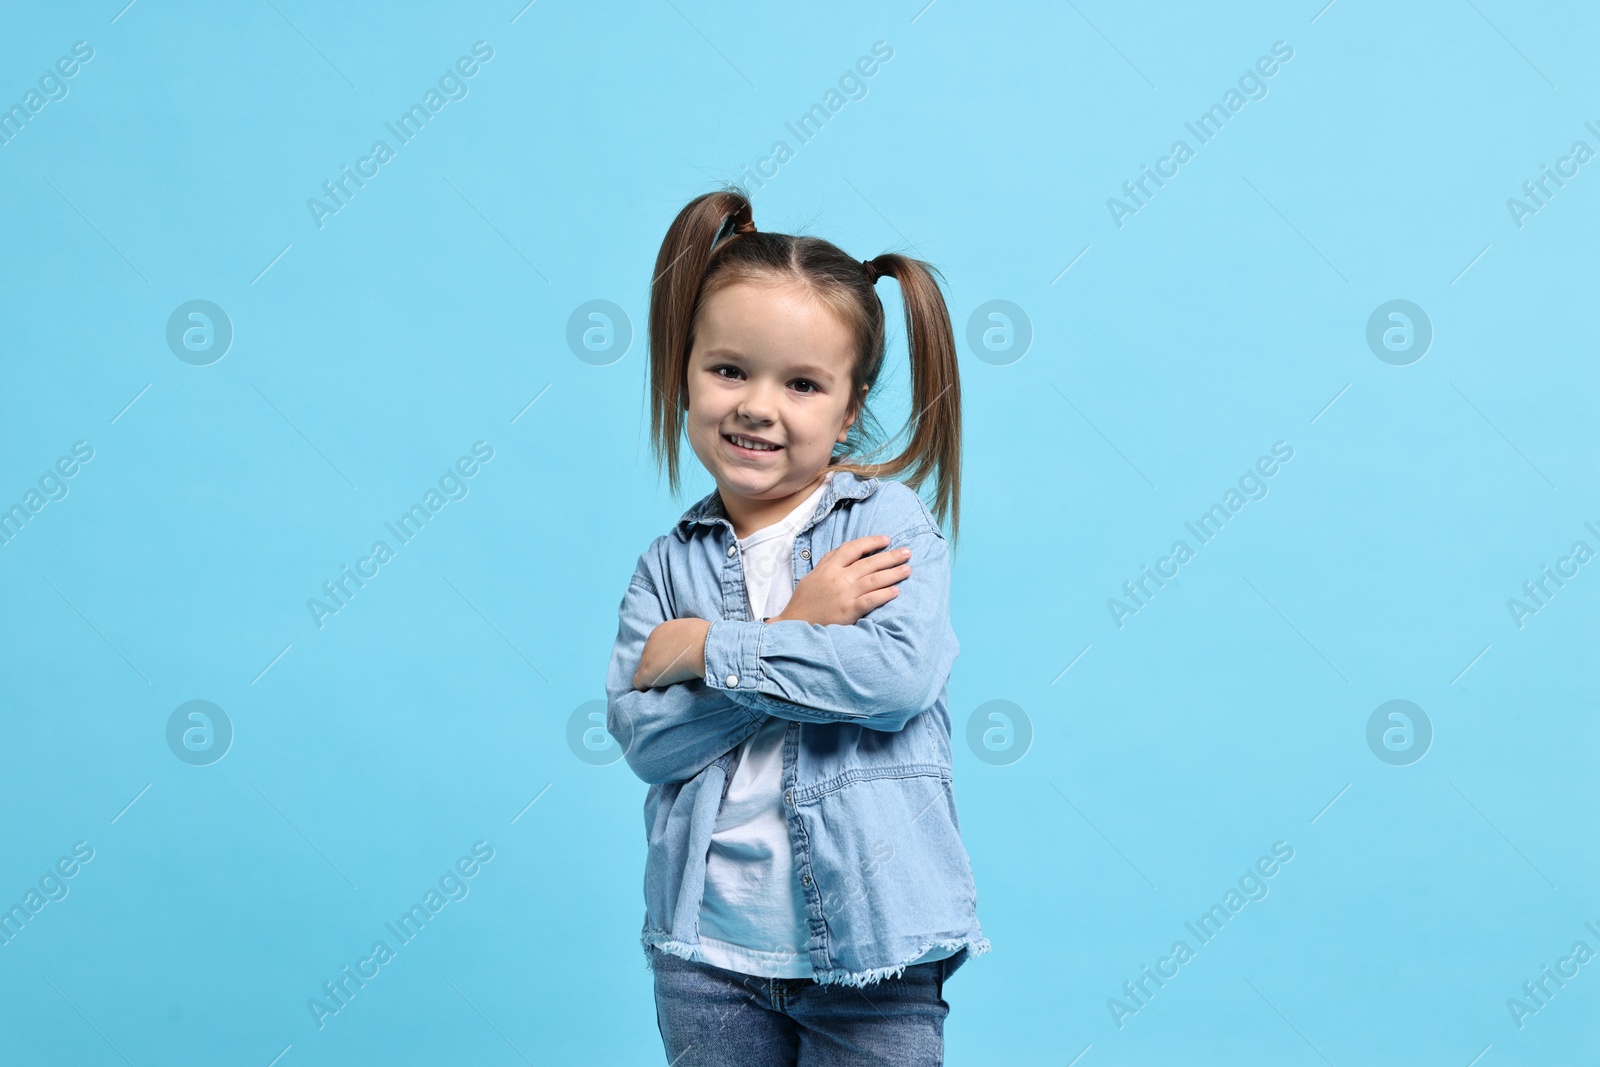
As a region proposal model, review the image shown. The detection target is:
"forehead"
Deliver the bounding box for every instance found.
[694,279,855,373]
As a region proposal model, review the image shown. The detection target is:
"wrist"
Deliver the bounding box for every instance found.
[702,616,763,694]
[690,617,710,678]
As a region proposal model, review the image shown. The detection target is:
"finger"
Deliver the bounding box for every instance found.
[827,535,893,566]
[845,545,911,575]
[849,563,911,594]
[854,586,901,614]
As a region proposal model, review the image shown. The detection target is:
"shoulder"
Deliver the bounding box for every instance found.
[843,476,942,540]
[629,533,676,588]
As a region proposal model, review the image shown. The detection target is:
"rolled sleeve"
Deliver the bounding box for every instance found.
[701,618,763,692]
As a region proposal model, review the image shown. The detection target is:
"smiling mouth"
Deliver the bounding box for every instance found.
[724,433,782,454]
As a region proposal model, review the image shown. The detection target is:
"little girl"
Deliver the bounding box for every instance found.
[605,188,988,1066]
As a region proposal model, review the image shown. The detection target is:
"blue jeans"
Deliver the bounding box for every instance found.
[651,947,956,1065]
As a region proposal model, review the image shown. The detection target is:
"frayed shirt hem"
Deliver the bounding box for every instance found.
[640,931,991,989]
[640,933,705,974]
[813,935,992,989]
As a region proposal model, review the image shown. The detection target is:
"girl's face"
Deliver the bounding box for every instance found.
[685,279,863,524]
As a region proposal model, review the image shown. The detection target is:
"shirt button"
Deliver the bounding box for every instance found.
[785,791,793,805]
[725,674,739,687]
[800,549,810,560]
[801,873,811,886]
[726,544,737,557]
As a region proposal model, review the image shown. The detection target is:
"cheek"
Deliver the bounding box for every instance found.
[691,395,725,424]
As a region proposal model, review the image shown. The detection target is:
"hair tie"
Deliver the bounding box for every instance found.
[730,202,756,235]
[863,258,881,284]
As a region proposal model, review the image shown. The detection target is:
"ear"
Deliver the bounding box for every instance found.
[836,385,868,443]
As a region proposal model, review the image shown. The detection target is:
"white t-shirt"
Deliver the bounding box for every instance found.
[694,473,833,977]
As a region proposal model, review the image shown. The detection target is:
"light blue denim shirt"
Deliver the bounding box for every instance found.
[605,469,990,988]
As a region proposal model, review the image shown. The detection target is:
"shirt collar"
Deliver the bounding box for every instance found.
[672,468,879,542]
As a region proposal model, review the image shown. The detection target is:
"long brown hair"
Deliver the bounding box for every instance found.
[646,186,963,544]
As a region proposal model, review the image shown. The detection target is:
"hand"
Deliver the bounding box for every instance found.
[772,536,911,628]
[633,617,712,691]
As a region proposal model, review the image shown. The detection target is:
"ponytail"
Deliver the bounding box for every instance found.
[646,188,752,502]
[836,254,963,546]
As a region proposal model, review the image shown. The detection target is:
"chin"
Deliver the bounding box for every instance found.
[721,469,784,493]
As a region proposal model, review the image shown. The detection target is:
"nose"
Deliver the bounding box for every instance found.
[735,378,779,424]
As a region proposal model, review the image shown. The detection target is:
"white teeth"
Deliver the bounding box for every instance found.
[729,435,778,451]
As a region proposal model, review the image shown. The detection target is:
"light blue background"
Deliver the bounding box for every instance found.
[1,1,1596,1064]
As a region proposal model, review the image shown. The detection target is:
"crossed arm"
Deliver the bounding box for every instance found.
[604,527,956,786]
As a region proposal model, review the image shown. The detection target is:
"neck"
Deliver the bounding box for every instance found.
[720,471,829,540]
